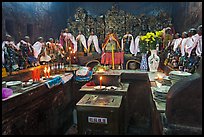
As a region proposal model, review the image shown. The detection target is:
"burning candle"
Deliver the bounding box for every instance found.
[47,66,50,78]
[157,74,163,80]
[32,69,35,81]
[100,76,102,89]
[34,69,38,81]
[111,44,115,69]
[44,67,47,78]
[38,69,40,81]
[36,69,40,81]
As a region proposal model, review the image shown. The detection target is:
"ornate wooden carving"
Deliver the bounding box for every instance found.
[67,4,172,46]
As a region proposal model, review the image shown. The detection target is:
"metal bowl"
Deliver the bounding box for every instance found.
[6,81,22,92]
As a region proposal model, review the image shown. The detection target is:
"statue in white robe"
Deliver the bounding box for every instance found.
[172,33,182,52]
[87,31,101,54]
[76,31,88,54]
[121,32,134,54]
[134,35,141,56]
[32,37,44,59]
[185,28,197,57]
[195,25,202,57]
[180,32,188,57]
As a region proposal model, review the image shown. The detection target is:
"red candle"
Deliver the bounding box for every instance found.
[32,69,35,81]
[35,69,36,81]
[37,69,40,81]
[35,69,38,81]
[34,69,37,81]
[100,76,102,89]
[36,69,38,81]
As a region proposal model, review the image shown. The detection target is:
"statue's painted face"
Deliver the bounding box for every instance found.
[25,38,30,42]
[6,35,12,41]
[109,37,113,41]
[65,28,68,33]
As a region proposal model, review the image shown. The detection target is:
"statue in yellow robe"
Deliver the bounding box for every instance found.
[101,29,124,69]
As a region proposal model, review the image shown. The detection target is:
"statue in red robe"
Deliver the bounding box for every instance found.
[101,29,124,69]
[60,28,77,64]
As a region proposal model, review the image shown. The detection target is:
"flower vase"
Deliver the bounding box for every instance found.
[148,49,160,72]
[140,53,148,71]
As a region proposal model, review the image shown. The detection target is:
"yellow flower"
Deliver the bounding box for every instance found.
[152,37,155,41]
[155,30,163,38]
[145,38,150,42]
[155,31,160,37]
[140,36,146,41]
[147,33,150,37]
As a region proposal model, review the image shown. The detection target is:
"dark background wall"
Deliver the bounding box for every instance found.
[2,2,202,44]
[2,2,70,43]
[68,2,174,16]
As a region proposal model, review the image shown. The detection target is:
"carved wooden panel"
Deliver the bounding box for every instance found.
[67,4,172,43]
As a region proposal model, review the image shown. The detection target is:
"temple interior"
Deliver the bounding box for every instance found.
[2,2,202,135]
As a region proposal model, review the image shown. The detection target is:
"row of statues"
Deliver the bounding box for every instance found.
[2,24,202,73]
[163,25,202,73]
[2,35,65,72]
[60,28,142,55]
[1,26,141,72]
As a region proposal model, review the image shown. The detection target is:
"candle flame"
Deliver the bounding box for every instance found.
[44,67,47,73]
[157,74,163,79]
[47,66,50,73]
[100,76,102,80]
[98,68,104,72]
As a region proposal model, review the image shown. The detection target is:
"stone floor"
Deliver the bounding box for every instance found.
[65,124,78,135]
[65,122,152,135]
